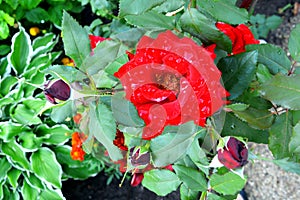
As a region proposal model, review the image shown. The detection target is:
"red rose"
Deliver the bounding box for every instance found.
[113,130,128,151]
[88,35,108,49]
[216,22,259,55]
[217,137,248,169]
[44,79,71,104]
[114,31,227,140]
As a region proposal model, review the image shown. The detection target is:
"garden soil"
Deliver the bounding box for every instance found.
[62,0,300,199]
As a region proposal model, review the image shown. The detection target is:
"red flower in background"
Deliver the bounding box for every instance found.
[113,130,128,151]
[216,22,259,55]
[217,137,248,169]
[114,31,227,140]
[71,132,86,161]
[89,35,108,49]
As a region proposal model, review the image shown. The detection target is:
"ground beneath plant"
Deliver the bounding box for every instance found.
[62,1,300,199]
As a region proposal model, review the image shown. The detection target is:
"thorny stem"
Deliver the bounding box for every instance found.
[288,60,299,76]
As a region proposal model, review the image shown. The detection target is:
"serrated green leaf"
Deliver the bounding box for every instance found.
[246,44,291,74]
[142,169,181,196]
[256,64,273,83]
[187,139,209,175]
[197,0,249,24]
[273,158,300,175]
[31,147,62,188]
[119,0,164,18]
[289,122,300,161]
[125,11,175,29]
[82,40,127,75]
[105,54,129,75]
[43,65,87,83]
[89,102,122,161]
[21,180,39,200]
[180,184,199,200]
[265,15,283,30]
[225,103,249,112]
[8,26,32,75]
[111,93,145,127]
[288,23,300,62]
[237,88,273,110]
[260,74,300,110]
[210,171,246,195]
[269,112,293,159]
[180,8,232,52]
[2,139,31,170]
[62,11,90,67]
[219,51,257,99]
[150,122,198,167]
[91,70,117,88]
[221,113,269,143]
[232,107,274,130]
[173,165,207,191]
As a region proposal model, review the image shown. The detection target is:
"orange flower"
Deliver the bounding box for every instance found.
[73,113,82,124]
[29,27,40,36]
[70,132,86,161]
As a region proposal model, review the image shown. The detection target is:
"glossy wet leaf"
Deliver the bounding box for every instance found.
[142,169,181,196]
[260,74,300,110]
[288,23,300,62]
[119,0,164,18]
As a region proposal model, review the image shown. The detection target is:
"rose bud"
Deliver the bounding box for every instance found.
[217,137,248,169]
[44,79,71,104]
[131,173,144,187]
[130,148,150,167]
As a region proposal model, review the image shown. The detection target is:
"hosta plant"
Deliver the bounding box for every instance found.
[0,26,108,199]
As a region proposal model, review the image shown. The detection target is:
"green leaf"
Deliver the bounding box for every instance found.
[89,102,122,161]
[246,44,291,74]
[50,101,75,123]
[21,180,39,200]
[180,8,232,52]
[125,11,175,29]
[111,93,145,127]
[8,26,32,75]
[289,122,300,161]
[187,139,209,174]
[0,122,30,142]
[210,171,246,195]
[197,0,249,24]
[2,139,31,170]
[256,64,273,83]
[269,112,293,159]
[18,131,43,151]
[91,70,117,88]
[173,165,207,191]
[31,147,63,188]
[119,0,164,18]
[19,0,42,9]
[44,65,87,83]
[7,169,21,190]
[82,40,127,75]
[142,169,181,196]
[12,104,42,125]
[180,184,199,200]
[0,45,10,56]
[25,7,49,23]
[265,15,283,30]
[0,76,18,96]
[232,107,274,130]
[0,21,9,39]
[288,23,300,62]
[62,11,90,67]
[36,124,71,145]
[40,188,64,200]
[0,158,12,182]
[221,113,269,143]
[23,173,44,190]
[273,158,300,175]
[260,74,300,110]
[218,51,257,99]
[105,53,129,75]
[225,103,249,112]
[150,122,198,167]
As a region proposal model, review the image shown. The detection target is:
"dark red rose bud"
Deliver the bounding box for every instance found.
[131,173,144,187]
[217,137,248,169]
[44,80,71,104]
[130,148,150,167]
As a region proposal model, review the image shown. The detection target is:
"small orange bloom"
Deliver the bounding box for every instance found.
[73,113,82,124]
[29,27,40,36]
[70,132,86,161]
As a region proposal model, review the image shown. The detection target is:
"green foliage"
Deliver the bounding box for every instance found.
[250,14,283,39]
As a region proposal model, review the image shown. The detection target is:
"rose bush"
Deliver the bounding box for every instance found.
[1,0,300,199]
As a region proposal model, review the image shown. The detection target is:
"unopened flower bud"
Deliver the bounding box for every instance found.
[217,137,248,169]
[44,79,71,104]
